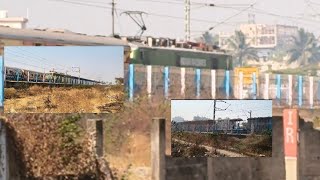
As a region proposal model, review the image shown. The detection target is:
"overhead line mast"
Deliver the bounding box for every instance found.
[111,0,115,36]
[185,0,190,41]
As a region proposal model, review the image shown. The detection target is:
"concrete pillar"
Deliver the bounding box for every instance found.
[283,109,299,180]
[264,73,269,99]
[0,121,9,180]
[225,70,230,99]
[147,65,152,98]
[86,119,104,157]
[195,69,201,98]
[181,68,185,97]
[164,67,169,99]
[288,75,293,107]
[239,71,243,99]
[276,74,281,103]
[128,64,134,101]
[151,118,166,180]
[298,76,303,107]
[252,72,257,99]
[211,70,216,99]
[309,76,314,108]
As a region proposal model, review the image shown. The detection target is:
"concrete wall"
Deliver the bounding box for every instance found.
[163,117,320,180]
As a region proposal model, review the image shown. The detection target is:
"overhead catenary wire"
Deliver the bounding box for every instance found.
[5,50,97,80]
[6,49,67,71]
[48,0,240,26]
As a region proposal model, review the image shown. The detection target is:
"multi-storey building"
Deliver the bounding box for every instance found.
[219,24,298,50]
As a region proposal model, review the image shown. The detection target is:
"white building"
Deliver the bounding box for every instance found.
[0,10,28,29]
[219,24,298,50]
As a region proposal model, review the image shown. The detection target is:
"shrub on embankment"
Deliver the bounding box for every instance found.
[2,114,99,179]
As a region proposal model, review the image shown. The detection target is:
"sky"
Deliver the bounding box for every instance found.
[171,100,272,121]
[2,0,320,40]
[4,46,124,83]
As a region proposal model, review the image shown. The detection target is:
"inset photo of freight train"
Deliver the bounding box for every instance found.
[3,46,124,113]
[171,99,272,157]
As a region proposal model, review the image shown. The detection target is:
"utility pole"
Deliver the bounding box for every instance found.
[111,0,115,36]
[72,67,80,84]
[213,100,216,121]
[248,110,252,118]
[184,0,190,42]
[212,100,230,133]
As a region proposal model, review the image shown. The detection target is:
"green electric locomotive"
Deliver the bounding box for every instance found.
[128,43,233,70]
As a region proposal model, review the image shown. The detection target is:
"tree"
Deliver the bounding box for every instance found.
[287,28,320,66]
[195,31,219,46]
[226,31,259,67]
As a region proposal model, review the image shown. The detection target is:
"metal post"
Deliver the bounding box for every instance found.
[151,118,166,180]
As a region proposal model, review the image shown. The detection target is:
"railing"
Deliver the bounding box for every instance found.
[125,64,320,108]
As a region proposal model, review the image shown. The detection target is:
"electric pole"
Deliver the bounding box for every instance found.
[111,0,115,36]
[248,110,252,118]
[212,100,230,133]
[184,0,190,42]
[72,67,80,84]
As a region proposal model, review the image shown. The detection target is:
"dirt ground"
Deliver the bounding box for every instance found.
[4,85,124,113]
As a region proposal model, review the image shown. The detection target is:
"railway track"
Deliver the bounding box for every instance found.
[172,138,247,157]
[172,138,248,157]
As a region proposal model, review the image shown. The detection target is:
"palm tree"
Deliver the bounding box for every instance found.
[227,31,259,67]
[287,28,320,66]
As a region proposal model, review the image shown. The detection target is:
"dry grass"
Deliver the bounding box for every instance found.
[4,85,124,113]
[3,114,98,179]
